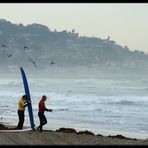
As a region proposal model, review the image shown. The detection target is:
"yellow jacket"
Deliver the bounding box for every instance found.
[18,98,27,111]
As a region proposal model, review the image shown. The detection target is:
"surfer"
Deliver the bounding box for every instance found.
[17,95,30,129]
[37,95,52,132]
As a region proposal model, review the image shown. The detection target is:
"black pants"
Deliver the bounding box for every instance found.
[17,110,24,129]
[38,112,47,131]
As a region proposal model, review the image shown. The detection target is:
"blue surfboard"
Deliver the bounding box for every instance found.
[20,67,35,130]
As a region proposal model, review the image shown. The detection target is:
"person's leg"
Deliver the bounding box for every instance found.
[38,112,44,132]
[39,114,47,132]
[17,110,24,129]
[42,114,47,126]
[19,111,24,129]
[17,110,21,129]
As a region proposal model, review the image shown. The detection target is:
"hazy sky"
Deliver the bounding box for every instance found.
[0,3,148,53]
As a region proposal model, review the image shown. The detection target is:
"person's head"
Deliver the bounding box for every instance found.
[22,95,28,100]
[42,95,47,101]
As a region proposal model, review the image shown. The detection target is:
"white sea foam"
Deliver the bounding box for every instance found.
[0,76,148,139]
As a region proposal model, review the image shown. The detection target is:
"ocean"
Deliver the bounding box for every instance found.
[1,69,148,139]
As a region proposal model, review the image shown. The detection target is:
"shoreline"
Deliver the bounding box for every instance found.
[0,123,148,145]
[1,122,148,140]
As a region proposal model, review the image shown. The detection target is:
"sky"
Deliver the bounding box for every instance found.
[0,3,148,53]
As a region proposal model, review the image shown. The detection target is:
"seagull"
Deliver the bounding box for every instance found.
[6,53,13,58]
[1,44,6,48]
[29,58,37,68]
[51,61,55,65]
[24,46,28,50]
[1,44,9,49]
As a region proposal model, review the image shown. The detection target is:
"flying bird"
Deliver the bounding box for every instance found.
[1,44,9,49]
[29,58,37,68]
[1,44,6,48]
[24,46,28,50]
[51,61,55,65]
[6,53,13,58]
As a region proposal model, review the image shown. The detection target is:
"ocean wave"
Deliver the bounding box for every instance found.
[113,78,148,87]
[73,79,97,85]
[0,105,9,108]
[0,81,21,87]
[137,79,148,84]
[141,87,148,91]
[112,100,142,106]
[54,108,69,111]
[105,115,121,118]
[53,108,103,112]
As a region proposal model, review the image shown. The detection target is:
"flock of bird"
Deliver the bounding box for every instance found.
[0,44,56,68]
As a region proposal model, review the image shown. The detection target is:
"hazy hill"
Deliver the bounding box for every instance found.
[0,19,148,74]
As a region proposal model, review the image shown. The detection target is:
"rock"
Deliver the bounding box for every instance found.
[56,127,77,134]
[0,123,8,130]
[77,130,95,136]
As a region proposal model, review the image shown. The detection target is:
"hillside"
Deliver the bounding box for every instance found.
[0,19,148,73]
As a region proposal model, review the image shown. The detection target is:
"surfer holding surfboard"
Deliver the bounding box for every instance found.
[17,95,31,129]
[20,67,35,130]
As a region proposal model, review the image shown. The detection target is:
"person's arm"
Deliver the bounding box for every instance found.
[24,100,31,107]
[48,109,53,112]
[44,108,52,112]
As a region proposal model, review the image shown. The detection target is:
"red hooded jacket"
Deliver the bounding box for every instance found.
[38,98,49,112]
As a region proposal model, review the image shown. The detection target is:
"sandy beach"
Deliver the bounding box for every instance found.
[0,124,148,145]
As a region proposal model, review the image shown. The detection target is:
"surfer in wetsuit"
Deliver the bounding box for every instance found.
[17,95,30,129]
[37,95,52,132]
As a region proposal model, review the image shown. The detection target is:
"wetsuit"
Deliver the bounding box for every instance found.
[38,98,49,132]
